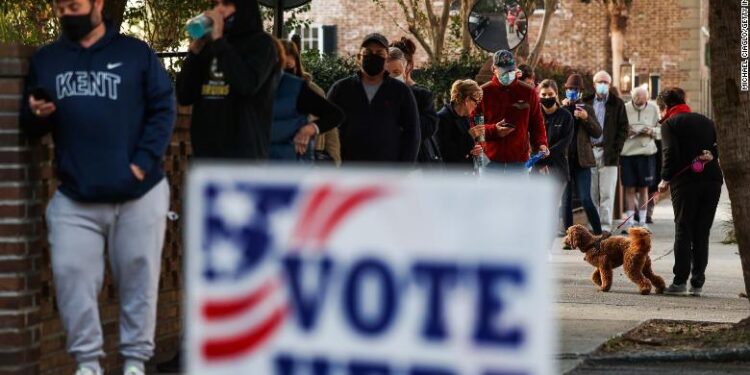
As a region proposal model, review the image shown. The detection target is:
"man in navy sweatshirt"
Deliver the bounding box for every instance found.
[20,1,175,374]
[327,33,420,163]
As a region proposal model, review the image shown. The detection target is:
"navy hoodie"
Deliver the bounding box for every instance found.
[20,24,176,203]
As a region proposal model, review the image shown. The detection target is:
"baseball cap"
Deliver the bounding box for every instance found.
[361,33,389,49]
[492,50,516,74]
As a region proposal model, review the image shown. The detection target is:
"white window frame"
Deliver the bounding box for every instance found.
[289,25,325,54]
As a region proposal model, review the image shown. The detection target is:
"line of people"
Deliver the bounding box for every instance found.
[20,1,724,374]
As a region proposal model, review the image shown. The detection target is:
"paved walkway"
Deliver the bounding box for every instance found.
[554,185,749,373]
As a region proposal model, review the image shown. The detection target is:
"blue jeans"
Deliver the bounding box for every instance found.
[562,164,602,234]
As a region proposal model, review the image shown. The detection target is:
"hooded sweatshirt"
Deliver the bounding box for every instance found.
[20,23,176,203]
[176,0,280,160]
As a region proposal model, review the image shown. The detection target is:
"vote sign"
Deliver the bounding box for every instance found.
[186,166,557,375]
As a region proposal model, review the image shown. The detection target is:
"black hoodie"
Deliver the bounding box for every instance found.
[176,0,280,160]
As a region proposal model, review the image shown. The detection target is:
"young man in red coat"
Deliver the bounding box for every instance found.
[470,50,549,172]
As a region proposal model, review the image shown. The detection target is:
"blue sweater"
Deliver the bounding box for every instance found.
[21,25,176,203]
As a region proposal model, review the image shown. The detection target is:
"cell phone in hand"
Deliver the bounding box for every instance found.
[30,87,53,102]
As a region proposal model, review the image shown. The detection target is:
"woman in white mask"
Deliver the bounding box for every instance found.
[385,40,442,165]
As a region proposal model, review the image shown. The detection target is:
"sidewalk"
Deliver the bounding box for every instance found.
[552,184,748,373]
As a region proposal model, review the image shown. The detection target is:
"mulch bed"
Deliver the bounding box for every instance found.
[594,317,750,356]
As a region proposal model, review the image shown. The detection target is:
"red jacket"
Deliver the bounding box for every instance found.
[473,76,548,163]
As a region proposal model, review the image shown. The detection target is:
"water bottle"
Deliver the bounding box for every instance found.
[472,113,487,175]
[186,14,213,40]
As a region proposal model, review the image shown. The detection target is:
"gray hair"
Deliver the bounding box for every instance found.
[631,84,649,99]
[388,47,406,62]
[593,71,612,84]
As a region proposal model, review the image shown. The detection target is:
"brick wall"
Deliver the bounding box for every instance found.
[303,0,707,111]
[0,43,187,374]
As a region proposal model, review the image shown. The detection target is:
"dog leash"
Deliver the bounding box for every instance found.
[614,154,715,231]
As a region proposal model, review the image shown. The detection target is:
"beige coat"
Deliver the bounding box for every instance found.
[621,101,660,156]
[308,81,341,166]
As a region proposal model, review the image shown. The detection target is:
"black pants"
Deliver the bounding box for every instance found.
[671,181,722,288]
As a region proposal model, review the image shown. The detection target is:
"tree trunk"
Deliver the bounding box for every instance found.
[608,2,628,89]
[709,1,750,303]
[461,0,474,53]
[528,0,558,68]
[103,0,128,31]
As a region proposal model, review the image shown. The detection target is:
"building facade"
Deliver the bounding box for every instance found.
[298,0,710,114]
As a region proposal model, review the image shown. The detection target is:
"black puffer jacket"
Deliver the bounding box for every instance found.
[176,0,281,159]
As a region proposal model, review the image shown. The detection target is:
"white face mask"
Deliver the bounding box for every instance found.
[392,75,405,83]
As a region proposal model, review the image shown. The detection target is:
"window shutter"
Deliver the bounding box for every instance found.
[322,25,337,55]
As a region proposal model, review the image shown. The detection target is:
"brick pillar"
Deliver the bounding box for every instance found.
[0,44,42,375]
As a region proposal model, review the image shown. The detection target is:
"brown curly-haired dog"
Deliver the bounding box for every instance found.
[564,224,666,295]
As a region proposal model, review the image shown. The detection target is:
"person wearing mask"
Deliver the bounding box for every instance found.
[560,74,603,237]
[176,0,279,160]
[620,85,660,231]
[474,49,548,172]
[583,71,629,232]
[21,0,176,374]
[280,39,342,165]
[657,88,723,297]
[388,38,442,164]
[437,79,484,169]
[327,33,420,163]
[535,79,574,186]
[271,39,344,163]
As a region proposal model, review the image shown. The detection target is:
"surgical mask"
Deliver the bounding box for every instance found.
[498,71,515,86]
[60,9,98,42]
[565,89,580,102]
[362,54,386,77]
[392,75,405,83]
[541,97,557,109]
[634,101,647,110]
[595,83,610,96]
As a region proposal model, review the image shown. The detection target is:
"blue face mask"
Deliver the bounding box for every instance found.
[565,89,580,101]
[595,83,610,96]
[498,71,515,86]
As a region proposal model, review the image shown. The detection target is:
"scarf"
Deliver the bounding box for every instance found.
[659,103,691,123]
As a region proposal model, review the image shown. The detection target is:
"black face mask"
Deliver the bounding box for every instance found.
[284,67,296,75]
[541,97,557,109]
[362,54,385,77]
[60,9,98,42]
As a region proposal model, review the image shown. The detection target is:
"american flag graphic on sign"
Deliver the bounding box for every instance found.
[196,181,385,362]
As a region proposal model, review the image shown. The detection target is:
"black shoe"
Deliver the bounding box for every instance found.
[156,351,182,373]
[646,216,654,224]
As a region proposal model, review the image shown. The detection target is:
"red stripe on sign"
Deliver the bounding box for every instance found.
[314,187,385,245]
[292,185,333,245]
[202,305,288,360]
[202,278,279,320]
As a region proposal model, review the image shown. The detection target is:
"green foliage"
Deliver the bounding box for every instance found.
[300,51,486,105]
[413,53,487,106]
[0,1,57,45]
[301,50,359,93]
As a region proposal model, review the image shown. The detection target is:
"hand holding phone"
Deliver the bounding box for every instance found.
[28,87,57,118]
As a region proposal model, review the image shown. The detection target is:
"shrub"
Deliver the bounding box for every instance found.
[301,50,359,93]
[413,54,486,107]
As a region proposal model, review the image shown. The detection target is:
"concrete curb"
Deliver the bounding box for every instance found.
[583,346,750,364]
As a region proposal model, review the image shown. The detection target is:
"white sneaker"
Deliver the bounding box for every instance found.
[123,365,145,375]
[75,367,102,375]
